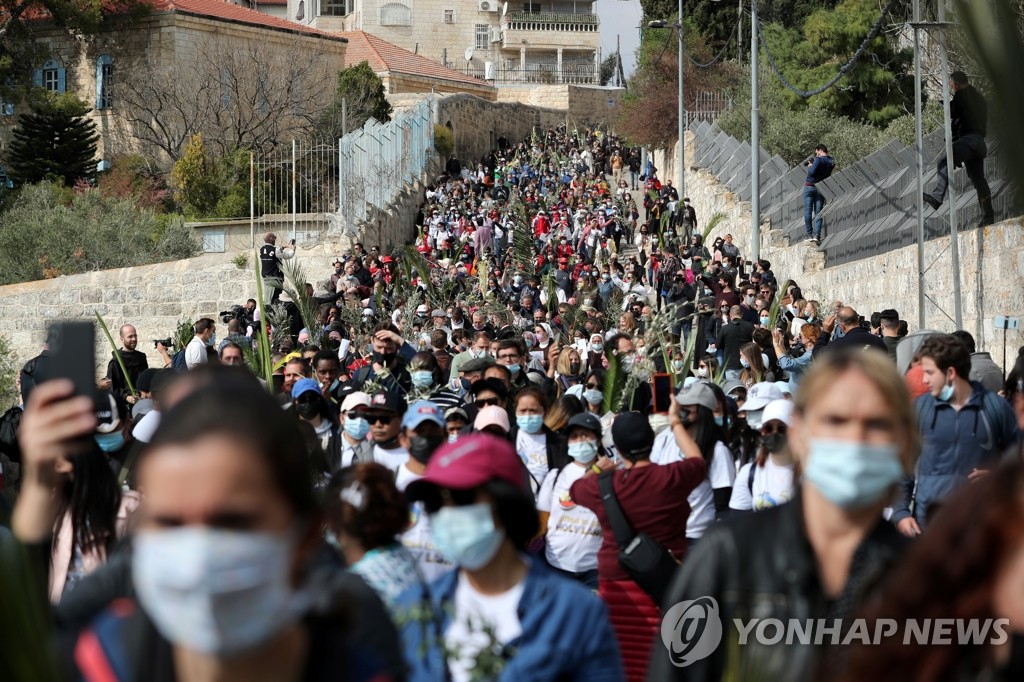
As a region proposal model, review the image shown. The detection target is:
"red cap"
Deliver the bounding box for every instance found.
[405,434,528,500]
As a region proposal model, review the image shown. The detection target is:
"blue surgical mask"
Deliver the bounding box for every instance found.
[803,439,903,509]
[95,431,125,453]
[447,433,459,444]
[937,375,954,402]
[740,357,750,369]
[568,440,598,463]
[411,370,434,389]
[430,503,505,570]
[507,364,521,376]
[760,317,770,326]
[207,334,217,348]
[132,527,305,656]
[714,415,724,427]
[516,414,544,434]
[583,388,604,406]
[590,341,604,352]
[344,416,370,440]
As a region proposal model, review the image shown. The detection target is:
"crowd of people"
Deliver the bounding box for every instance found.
[3,124,1024,682]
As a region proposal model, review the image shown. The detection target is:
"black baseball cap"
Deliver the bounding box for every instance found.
[567,412,602,438]
[612,412,655,459]
[368,390,407,415]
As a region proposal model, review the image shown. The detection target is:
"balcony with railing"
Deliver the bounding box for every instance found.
[451,60,597,85]
[501,10,600,49]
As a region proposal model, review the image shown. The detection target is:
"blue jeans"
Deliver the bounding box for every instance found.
[803,185,825,239]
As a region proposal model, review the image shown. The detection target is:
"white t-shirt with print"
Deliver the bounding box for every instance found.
[373,444,409,474]
[445,571,525,682]
[536,464,601,573]
[729,458,795,512]
[515,430,550,495]
[395,465,452,583]
[650,429,736,538]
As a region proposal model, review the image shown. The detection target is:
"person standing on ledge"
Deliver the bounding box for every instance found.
[802,144,834,246]
[923,71,994,227]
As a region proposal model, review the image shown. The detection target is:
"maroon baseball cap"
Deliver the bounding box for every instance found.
[405,434,528,501]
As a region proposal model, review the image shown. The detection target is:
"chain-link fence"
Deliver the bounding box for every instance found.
[690,119,1017,267]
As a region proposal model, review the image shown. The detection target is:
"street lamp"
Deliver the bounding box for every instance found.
[647,6,684,200]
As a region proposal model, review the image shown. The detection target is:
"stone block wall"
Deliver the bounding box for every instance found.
[0,247,347,379]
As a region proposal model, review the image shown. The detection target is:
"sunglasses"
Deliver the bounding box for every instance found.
[422,487,479,514]
[364,413,396,425]
[761,424,787,435]
[475,397,503,408]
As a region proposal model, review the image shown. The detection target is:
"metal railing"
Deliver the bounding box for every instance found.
[502,10,599,32]
[450,62,597,84]
[337,96,434,232]
[686,90,732,127]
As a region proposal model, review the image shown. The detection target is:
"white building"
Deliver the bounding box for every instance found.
[285,0,602,85]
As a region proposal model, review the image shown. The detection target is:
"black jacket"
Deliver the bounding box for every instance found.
[716,319,755,371]
[648,495,907,682]
[951,84,987,139]
[813,326,888,357]
[106,349,149,401]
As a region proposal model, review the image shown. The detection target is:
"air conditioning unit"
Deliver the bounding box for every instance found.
[484,61,495,80]
[478,0,498,11]
[490,27,502,42]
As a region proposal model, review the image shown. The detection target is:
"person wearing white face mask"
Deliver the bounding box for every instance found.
[14,371,403,680]
[651,349,918,681]
[536,413,605,589]
[399,434,623,682]
[339,391,373,467]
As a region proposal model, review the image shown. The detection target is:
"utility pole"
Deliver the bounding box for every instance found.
[913,0,925,330]
[750,0,760,261]
[937,0,962,329]
[677,0,685,198]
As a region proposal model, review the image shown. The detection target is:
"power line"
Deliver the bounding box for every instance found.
[756,0,899,98]
[686,18,740,69]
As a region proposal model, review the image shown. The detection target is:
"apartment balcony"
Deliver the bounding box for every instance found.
[451,57,597,85]
[501,10,600,50]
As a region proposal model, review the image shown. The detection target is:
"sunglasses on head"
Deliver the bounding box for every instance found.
[364,413,395,425]
[475,397,503,408]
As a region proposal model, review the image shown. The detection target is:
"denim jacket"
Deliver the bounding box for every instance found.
[395,559,624,682]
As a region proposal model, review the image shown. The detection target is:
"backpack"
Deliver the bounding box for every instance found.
[0,406,22,463]
[171,348,188,372]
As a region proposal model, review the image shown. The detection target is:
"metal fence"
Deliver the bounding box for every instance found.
[252,138,339,218]
[337,95,435,232]
[689,120,1018,267]
[450,63,597,85]
[686,91,732,128]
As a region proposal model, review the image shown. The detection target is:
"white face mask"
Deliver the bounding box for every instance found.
[132,527,306,656]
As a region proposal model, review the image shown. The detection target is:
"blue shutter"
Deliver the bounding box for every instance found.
[57,67,66,93]
[33,68,43,87]
[96,59,104,108]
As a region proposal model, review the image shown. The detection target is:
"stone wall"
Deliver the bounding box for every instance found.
[675,150,1024,361]
[0,246,349,379]
[495,84,623,127]
[433,93,564,162]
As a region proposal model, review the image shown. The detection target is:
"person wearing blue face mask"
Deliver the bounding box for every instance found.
[892,334,1019,537]
[339,391,373,468]
[651,349,917,682]
[536,413,605,589]
[13,389,141,604]
[510,386,569,496]
[399,434,624,682]
[495,340,530,392]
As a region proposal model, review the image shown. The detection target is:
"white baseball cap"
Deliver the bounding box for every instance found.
[761,399,794,427]
[743,382,785,412]
[341,391,371,413]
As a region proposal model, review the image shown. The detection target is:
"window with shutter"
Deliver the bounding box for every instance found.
[96,55,113,109]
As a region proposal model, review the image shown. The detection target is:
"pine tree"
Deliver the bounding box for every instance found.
[7,94,99,186]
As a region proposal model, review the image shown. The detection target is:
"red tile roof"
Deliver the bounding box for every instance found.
[155,0,346,40]
[339,31,492,89]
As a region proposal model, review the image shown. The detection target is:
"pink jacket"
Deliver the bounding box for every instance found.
[49,490,141,603]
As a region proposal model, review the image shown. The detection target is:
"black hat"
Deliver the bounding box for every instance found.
[368,390,407,415]
[567,412,602,438]
[470,378,509,400]
[136,368,160,393]
[612,411,655,459]
[94,391,124,434]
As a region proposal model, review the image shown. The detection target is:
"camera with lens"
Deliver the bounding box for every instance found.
[219,305,252,328]
[153,337,175,349]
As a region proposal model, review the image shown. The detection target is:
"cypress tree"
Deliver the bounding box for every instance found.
[8,94,100,186]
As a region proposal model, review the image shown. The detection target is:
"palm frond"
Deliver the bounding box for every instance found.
[252,250,275,392]
[281,258,325,348]
[702,211,726,243]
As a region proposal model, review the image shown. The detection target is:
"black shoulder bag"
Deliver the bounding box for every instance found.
[597,471,679,606]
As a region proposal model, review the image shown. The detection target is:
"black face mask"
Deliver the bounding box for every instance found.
[569,361,581,375]
[762,433,787,453]
[409,434,444,465]
[296,400,321,420]
[372,351,397,366]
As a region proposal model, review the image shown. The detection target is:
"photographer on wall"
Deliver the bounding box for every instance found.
[260,231,295,303]
[802,144,835,246]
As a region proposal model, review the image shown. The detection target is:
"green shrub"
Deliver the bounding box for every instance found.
[0,182,200,285]
[434,124,454,159]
